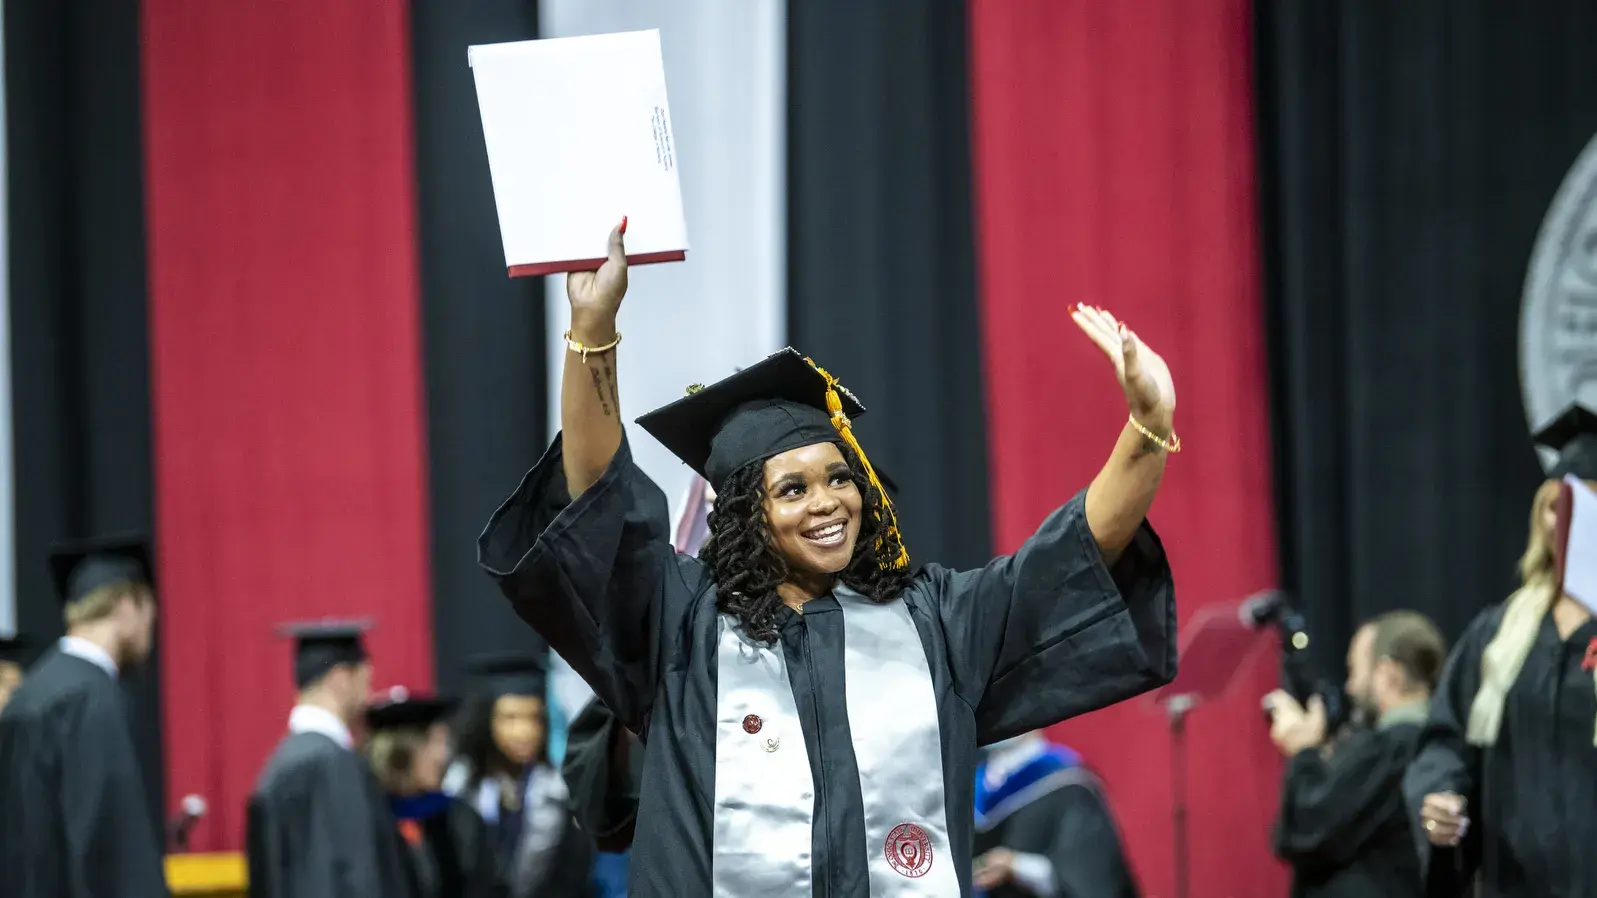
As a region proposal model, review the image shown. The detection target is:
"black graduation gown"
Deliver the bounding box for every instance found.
[561,699,643,853]
[478,780,594,898]
[1403,604,1597,898]
[1273,720,1425,898]
[0,649,168,898]
[973,772,1139,898]
[393,795,498,898]
[246,731,413,898]
[478,434,1177,897]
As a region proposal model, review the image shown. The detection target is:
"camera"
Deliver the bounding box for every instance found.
[1241,591,1349,734]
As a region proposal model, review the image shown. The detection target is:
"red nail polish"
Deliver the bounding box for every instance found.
[620,215,628,235]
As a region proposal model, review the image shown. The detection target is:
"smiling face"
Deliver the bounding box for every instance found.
[761,442,863,577]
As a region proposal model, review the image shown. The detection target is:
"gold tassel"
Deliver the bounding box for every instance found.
[804,358,910,570]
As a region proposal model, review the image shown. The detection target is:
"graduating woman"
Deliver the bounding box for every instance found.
[366,688,497,898]
[446,653,593,898]
[478,224,1181,896]
[1404,403,1597,898]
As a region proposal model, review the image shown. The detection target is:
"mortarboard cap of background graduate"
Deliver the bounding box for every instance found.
[277,619,372,690]
[1534,402,1597,481]
[365,685,456,731]
[465,651,548,699]
[48,534,153,607]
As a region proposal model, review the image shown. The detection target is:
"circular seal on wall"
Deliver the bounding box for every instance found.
[884,822,933,878]
[1522,130,1597,463]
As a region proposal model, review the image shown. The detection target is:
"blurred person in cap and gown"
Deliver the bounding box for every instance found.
[0,635,29,713]
[1269,610,1446,898]
[1404,402,1597,897]
[367,687,497,898]
[477,224,1179,896]
[0,535,165,898]
[971,731,1138,898]
[445,652,592,898]
[246,620,412,898]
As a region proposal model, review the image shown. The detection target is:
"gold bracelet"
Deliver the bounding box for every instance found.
[1128,413,1181,453]
[563,329,622,363]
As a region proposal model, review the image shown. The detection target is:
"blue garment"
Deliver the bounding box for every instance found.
[974,743,1081,827]
[591,851,630,898]
[391,791,454,821]
[546,682,570,765]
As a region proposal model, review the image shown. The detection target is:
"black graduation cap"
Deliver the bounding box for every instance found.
[636,347,908,567]
[466,651,548,699]
[366,686,456,731]
[0,634,30,666]
[637,348,864,492]
[1534,402,1597,481]
[278,619,372,690]
[48,534,153,606]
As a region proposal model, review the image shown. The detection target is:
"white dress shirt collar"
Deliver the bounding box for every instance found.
[288,704,354,751]
[59,636,119,679]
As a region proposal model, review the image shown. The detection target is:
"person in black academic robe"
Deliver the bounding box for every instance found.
[1404,403,1597,898]
[477,229,1179,897]
[972,733,1138,898]
[246,620,412,898]
[0,535,166,898]
[444,652,593,898]
[1269,611,1445,898]
[366,688,497,898]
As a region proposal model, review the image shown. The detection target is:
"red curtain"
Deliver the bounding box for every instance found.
[968,1,1286,895]
[142,3,433,851]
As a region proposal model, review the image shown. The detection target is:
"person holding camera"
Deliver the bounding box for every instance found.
[1267,611,1446,898]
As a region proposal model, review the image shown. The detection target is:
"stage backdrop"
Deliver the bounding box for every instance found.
[968,1,1286,895]
[142,1,435,850]
[1256,0,1597,677]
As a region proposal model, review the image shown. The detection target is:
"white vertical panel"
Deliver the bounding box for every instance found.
[539,0,786,718]
[0,0,14,637]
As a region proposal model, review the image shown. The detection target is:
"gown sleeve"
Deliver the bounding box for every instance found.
[57,686,168,898]
[313,755,388,896]
[931,488,1177,742]
[478,433,696,730]
[1272,731,1408,870]
[562,699,642,853]
[1402,607,1497,893]
[446,801,498,898]
[1047,784,1140,898]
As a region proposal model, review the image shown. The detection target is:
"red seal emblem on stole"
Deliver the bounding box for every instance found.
[884,822,933,878]
[742,714,763,734]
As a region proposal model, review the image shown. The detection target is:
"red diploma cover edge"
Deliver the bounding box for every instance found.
[508,249,687,278]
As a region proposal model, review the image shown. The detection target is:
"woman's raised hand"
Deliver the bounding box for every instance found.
[1071,304,1176,430]
[566,219,629,337]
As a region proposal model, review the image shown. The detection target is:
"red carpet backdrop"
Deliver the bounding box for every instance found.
[968,1,1284,894]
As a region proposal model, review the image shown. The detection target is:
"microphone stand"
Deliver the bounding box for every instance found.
[1163,693,1195,898]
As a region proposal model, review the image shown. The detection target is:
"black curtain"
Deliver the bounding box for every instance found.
[411,0,550,694]
[787,0,992,570]
[4,0,163,827]
[1255,0,1597,666]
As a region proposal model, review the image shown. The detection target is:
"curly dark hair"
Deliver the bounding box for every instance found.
[453,692,549,793]
[697,442,911,642]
